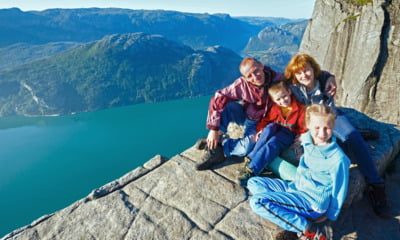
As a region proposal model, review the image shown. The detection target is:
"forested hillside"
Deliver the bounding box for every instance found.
[0,33,242,116]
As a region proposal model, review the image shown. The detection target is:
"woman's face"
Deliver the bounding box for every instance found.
[295,63,315,89]
[308,114,334,145]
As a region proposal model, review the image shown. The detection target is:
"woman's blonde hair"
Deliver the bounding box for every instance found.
[305,104,336,127]
[284,53,322,85]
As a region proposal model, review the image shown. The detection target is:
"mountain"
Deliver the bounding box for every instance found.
[0,8,310,73]
[236,16,302,27]
[0,33,242,117]
[0,7,309,117]
[0,42,82,70]
[242,20,308,71]
[0,8,264,54]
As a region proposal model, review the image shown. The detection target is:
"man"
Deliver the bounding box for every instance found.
[195,58,283,170]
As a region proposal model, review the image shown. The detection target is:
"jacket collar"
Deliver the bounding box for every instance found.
[302,131,339,158]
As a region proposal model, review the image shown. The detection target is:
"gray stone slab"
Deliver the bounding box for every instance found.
[2,109,400,240]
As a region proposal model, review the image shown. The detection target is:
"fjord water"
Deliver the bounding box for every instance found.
[0,96,210,236]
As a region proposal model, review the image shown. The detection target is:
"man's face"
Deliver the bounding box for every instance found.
[270,88,292,108]
[240,61,265,86]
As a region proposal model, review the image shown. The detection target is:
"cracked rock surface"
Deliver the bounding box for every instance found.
[2,109,400,240]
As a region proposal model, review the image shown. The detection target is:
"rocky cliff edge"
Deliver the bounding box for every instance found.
[2,108,400,240]
[300,0,400,126]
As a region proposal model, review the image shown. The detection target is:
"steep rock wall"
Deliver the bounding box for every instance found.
[300,0,400,125]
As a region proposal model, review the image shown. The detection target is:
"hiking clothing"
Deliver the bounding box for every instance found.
[207,66,283,157]
[289,72,384,185]
[256,95,307,134]
[248,131,350,233]
[247,96,306,175]
[207,66,282,131]
[219,102,258,157]
[247,123,295,175]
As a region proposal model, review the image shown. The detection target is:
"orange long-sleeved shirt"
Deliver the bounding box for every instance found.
[256,95,307,135]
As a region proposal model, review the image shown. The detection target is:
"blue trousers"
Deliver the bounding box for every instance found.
[220,102,257,157]
[247,123,295,175]
[248,177,323,234]
[334,110,383,184]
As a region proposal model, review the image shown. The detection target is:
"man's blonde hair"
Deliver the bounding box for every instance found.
[305,104,336,127]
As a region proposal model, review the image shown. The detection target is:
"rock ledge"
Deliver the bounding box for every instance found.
[2,109,400,240]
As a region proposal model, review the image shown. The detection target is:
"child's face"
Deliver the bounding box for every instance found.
[270,88,292,108]
[308,114,334,145]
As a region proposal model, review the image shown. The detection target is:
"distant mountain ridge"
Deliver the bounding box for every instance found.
[0,8,305,54]
[0,8,265,53]
[0,8,308,117]
[243,20,308,71]
[0,8,307,71]
[0,33,242,116]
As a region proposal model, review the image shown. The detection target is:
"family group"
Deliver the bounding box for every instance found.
[194,54,390,240]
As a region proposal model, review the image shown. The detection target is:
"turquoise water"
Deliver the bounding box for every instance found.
[0,96,210,237]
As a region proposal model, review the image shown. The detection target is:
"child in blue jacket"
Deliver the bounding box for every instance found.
[248,104,350,240]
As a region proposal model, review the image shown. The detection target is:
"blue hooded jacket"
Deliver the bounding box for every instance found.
[288,131,350,220]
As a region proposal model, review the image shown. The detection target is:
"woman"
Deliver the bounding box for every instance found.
[284,53,390,218]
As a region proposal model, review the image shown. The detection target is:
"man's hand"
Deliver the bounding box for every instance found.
[207,130,220,150]
[325,76,337,97]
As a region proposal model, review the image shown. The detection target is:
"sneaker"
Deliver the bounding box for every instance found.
[272,228,299,240]
[237,165,254,187]
[302,222,333,240]
[368,183,391,218]
[194,137,207,150]
[195,144,225,170]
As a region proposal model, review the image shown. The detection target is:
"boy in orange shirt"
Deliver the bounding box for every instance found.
[238,80,307,184]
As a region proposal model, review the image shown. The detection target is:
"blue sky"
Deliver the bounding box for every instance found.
[0,0,316,19]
